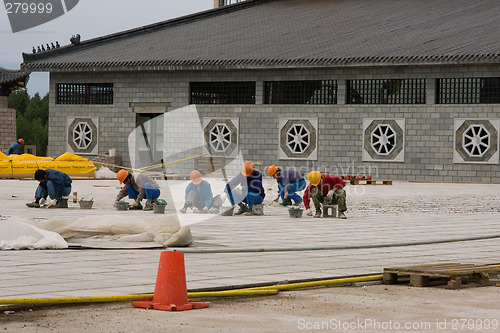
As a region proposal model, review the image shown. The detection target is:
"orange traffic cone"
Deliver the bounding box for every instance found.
[132,251,210,311]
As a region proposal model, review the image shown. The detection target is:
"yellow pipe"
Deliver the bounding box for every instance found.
[236,274,385,292]
[0,289,277,305]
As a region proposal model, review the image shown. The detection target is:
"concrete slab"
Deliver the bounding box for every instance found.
[1,178,500,301]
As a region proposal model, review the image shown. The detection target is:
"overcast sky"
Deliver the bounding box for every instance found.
[1,0,212,96]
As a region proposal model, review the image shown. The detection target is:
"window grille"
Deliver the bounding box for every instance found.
[190,82,255,104]
[346,79,425,104]
[56,83,113,105]
[264,80,337,104]
[436,78,500,104]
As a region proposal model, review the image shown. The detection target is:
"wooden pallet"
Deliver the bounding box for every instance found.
[350,179,392,185]
[383,263,500,289]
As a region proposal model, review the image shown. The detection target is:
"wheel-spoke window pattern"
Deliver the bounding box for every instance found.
[73,122,92,149]
[371,124,396,155]
[436,78,500,104]
[347,79,425,104]
[57,83,113,104]
[463,125,490,157]
[210,123,232,152]
[286,124,310,154]
[190,82,255,104]
[264,80,337,104]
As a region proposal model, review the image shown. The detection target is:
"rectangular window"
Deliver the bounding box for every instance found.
[190,82,255,104]
[436,77,500,104]
[346,79,425,104]
[56,83,113,105]
[264,80,337,104]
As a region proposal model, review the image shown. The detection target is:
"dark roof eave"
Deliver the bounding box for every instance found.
[21,54,500,73]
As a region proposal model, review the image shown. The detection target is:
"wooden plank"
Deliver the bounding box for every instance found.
[350,179,392,185]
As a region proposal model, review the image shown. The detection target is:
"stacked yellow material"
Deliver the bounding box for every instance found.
[0,152,96,179]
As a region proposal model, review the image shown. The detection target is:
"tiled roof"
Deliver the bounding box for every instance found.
[22,0,500,71]
[0,67,29,85]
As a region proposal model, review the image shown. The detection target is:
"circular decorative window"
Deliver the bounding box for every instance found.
[73,122,93,149]
[463,124,490,157]
[286,124,310,154]
[371,124,396,155]
[209,123,232,153]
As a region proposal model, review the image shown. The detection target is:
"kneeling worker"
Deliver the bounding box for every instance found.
[225,161,265,215]
[180,170,221,214]
[27,169,72,208]
[115,169,161,211]
[303,171,347,219]
[267,165,306,205]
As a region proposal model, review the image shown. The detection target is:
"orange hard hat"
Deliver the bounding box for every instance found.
[190,170,202,185]
[242,161,255,177]
[267,165,278,177]
[18,138,24,145]
[117,169,129,184]
[308,171,322,186]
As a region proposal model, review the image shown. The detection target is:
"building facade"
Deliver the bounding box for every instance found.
[22,0,500,181]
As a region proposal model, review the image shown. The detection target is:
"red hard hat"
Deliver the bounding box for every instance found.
[18,138,24,145]
[190,170,202,185]
[117,169,129,184]
[242,161,255,177]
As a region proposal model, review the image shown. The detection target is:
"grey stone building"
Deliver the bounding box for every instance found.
[0,68,29,153]
[21,0,500,182]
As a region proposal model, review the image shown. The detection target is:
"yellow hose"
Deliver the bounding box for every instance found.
[0,289,277,305]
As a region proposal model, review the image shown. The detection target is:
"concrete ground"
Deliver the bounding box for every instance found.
[1,178,500,332]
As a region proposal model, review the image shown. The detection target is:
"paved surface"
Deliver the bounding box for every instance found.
[1,178,500,300]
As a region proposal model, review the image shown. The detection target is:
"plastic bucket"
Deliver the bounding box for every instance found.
[79,194,93,209]
[153,204,166,214]
[79,200,93,209]
[116,201,129,211]
[288,208,303,218]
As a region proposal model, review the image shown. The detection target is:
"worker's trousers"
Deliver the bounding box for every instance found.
[228,190,264,208]
[278,179,306,204]
[185,190,222,210]
[35,181,71,201]
[311,187,347,212]
[127,183,160,201]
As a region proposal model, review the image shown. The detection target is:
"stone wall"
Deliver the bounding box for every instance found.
[48,64,500,182]
[0,96,17,154]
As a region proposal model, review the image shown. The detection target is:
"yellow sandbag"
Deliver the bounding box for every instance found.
[0,152,96,179]
[10,154,53,161]
[41,161,96,178]
[0,160,13,178]
[54,152,89,162]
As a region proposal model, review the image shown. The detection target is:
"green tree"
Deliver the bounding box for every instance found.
[8,89,49,156]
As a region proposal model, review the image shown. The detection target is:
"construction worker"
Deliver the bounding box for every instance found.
[115,169,161,211]
[6,138,24,156]
[303,171,347,219]
[267,165,306,205]
[224,161,265,215]
[27,169,72,208]
[180,170,222,214]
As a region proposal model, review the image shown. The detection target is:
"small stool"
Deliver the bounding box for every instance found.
[323,205,337,218]
[252,204,264,216]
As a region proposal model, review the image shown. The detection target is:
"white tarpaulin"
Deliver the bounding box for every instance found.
[0,217,68,250]
[28,214,193,247]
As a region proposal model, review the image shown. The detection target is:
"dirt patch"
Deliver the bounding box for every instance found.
[2,283,499,332]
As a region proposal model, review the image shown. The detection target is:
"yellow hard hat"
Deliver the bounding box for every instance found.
[308,171,321,186]
[117,169,129,184]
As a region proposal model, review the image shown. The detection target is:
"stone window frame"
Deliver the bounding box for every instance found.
[362,118,405,162]
[453,119,499,164]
